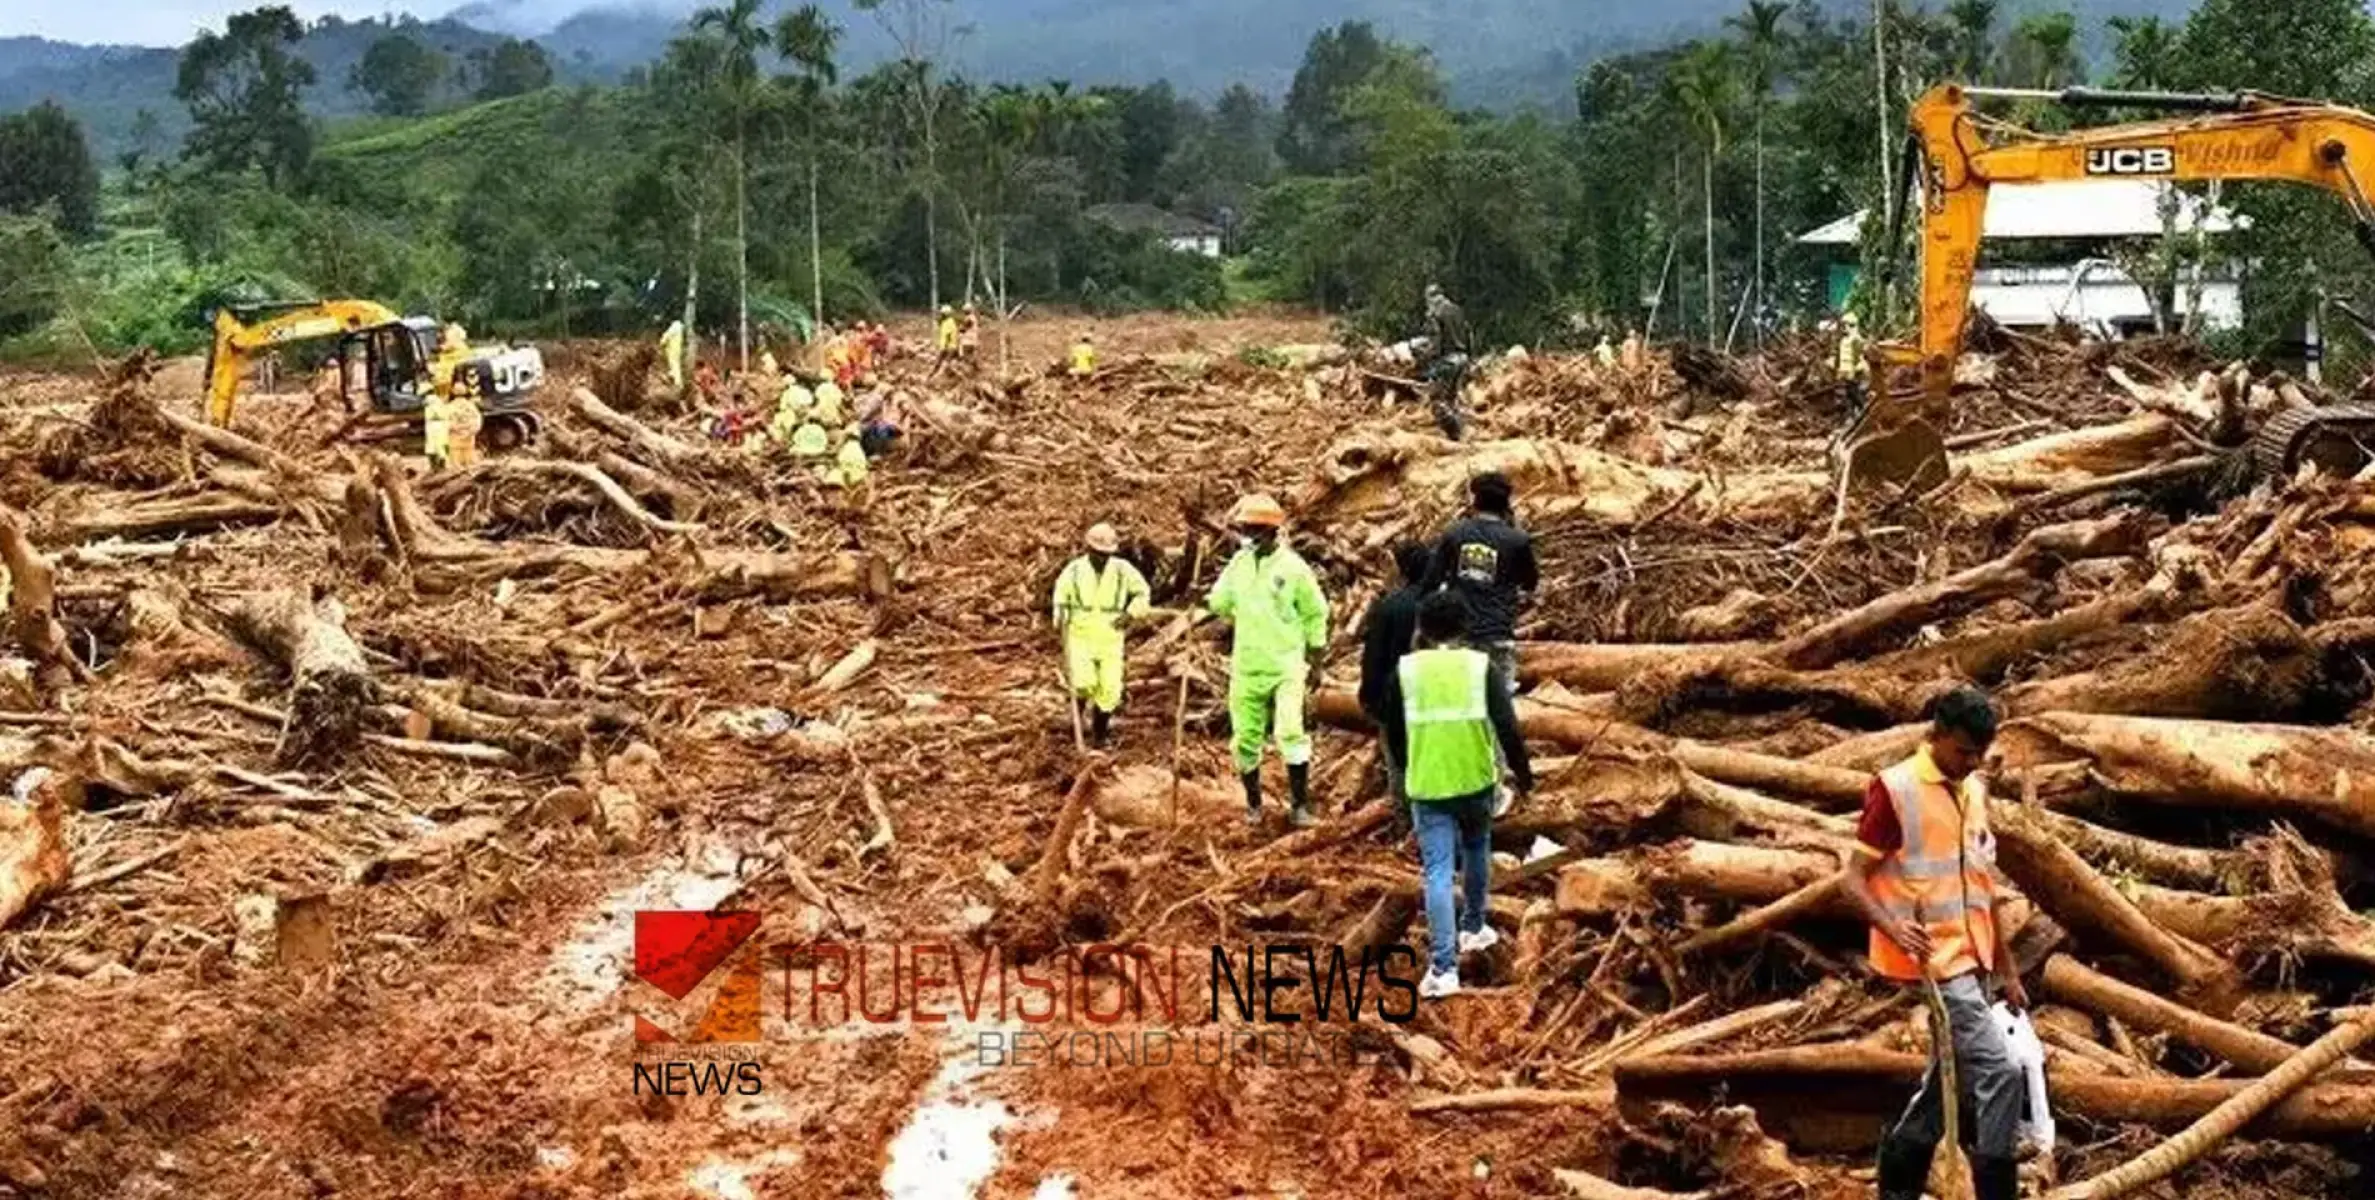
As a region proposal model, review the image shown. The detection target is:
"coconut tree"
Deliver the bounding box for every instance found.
[1670,41,1737,339]
[691,0,770,370]
[774,4,839,328]
[1727,0,1787,339]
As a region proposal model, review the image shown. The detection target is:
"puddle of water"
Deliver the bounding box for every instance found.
[882,1054,1013,1200]
[687,1148,800,1200]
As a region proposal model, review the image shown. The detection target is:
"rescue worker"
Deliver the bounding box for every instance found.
[1419,283,1472,440]
[660,320,686,391]
[817,424,871,492]
[421,382,454,471]
[1424,472,1538,695]
[1835,310,1869,417]
[813,374,848,428]
[770,374,818,447]
[445,368,485,469]
[851,323,877,385]
[1052,523,1152,747]
[867,321,893,365]
[1068,331,1097,378]
[824,327,857,390]
[935,305,960,362]
[1594,335,1617,369]
[1207,493,1330,828]
[694,361,722,406]
[1358,541,1435,807]
[1386,592,1533,999]
[759,347,780,378]
[1840,686,2027,1200]
[1619,327,1647,374]
[959,303,982,364]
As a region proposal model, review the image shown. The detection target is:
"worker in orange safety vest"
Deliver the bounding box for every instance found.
[1840,685,2026,1200]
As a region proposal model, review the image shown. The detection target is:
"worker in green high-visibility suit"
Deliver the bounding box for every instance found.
[1207,492,1330,829]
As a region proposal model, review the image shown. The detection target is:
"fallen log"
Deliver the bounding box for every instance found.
[46,493,282,544]
[2029,807,2238,893]
[469,459,705,536]
[1956,415,2181,494]
[1998,712,2375,841]
[1615,1044,2375,1151]
[225,590,377,766]
[2038,955,2302,1075]
[1991,803,2240,1008]
[0,768,70,928]
[0,506,79,689]
[1519,641,1765,691]
[1772,514,2156,670]
[2000,604,2337,722]
[1027,761,1105,904]
[1615,655,1945,731]
[390,681,580,768]
[569,387,710,469]
[2051,1008,2375,1200]
[1556,841,1841,917]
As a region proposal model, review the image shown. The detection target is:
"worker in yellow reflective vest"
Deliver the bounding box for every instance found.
[935,305,959,364]
[1208,493,1329,827]
[1835,310,1869,416]
[1068,331,1096,378]
[421,387,454,471]
[660,320,686,391]
[1052,523,1150,747]
[445,369,484,469]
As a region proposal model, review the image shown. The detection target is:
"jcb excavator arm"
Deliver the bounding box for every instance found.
[1856,82,2375,487]
[203,299,400,426]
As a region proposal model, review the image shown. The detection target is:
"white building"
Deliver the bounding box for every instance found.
[1797,179,2245,336]
[1084,203,1226,257]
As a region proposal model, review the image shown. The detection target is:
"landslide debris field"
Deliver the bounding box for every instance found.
[6,312,2375,1198]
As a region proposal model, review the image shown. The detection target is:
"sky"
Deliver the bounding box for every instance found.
[6,2,455,47]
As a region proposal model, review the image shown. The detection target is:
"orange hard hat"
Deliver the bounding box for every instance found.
[1230,493,1286,529]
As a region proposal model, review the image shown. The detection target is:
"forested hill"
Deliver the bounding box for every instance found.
[8,0,2198,154]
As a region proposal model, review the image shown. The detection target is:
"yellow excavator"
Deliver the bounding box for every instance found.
[1848,81,2375,489]
[203,299,546,451]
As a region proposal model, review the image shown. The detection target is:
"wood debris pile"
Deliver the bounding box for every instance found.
[1,319,2373,1196]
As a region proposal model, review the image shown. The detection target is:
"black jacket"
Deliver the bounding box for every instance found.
[1379,652,1533,795]
[1358,583,1426,722]
[1424,514,1538,642]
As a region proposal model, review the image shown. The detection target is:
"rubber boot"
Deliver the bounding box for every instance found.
[1286,762,1315,828]
[1874,1136,1936,1200]
[1241,770,1262,826]
[1971,1155,2019,1200]
[1090,708,1111,747]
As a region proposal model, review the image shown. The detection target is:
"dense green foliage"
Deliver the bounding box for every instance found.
[0,101,100,235]
[6,0,2374,371]
[350,35,448,118]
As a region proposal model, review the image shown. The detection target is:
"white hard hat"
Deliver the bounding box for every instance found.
[1084,523,1121,553]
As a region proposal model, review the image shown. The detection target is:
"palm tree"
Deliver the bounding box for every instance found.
[1670,42,1736,339]
[2010,11,2079,91]
[692,0,769,370]
[2106,15,2178,91]
[775,5,840,328]
[1943,0,1998,81]
[1727,0,1787,341]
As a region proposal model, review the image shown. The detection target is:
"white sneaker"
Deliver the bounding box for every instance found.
[1458,926,1501,955]
[1419,967,1461,999]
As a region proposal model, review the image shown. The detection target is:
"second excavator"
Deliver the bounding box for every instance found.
[1848,82,2375,490]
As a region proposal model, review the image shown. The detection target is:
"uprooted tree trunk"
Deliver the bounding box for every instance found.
[1519,641,1766,691]
[2002,603,2354,722]
[1990,803,2242,1009]
[1772,513,2159,669]
[1556,840,1843,917]
[0,505,78,690]
[226,590,376,767]
[2036,954,2309,1075]
[1614,1044,2375,1151]
[0,767,71,928]
[1999,712,2375,840]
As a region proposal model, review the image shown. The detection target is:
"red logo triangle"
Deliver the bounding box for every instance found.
[634,910,762,1000]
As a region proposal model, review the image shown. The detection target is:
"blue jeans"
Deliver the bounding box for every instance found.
[1414,791,1493,974]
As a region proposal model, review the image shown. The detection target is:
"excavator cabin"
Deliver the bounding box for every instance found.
[1848,82,2375,490]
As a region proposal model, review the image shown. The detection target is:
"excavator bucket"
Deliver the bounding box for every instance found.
[1841,417,1950,494]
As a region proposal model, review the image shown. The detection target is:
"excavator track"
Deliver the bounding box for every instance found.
[2251,404,2375,479]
